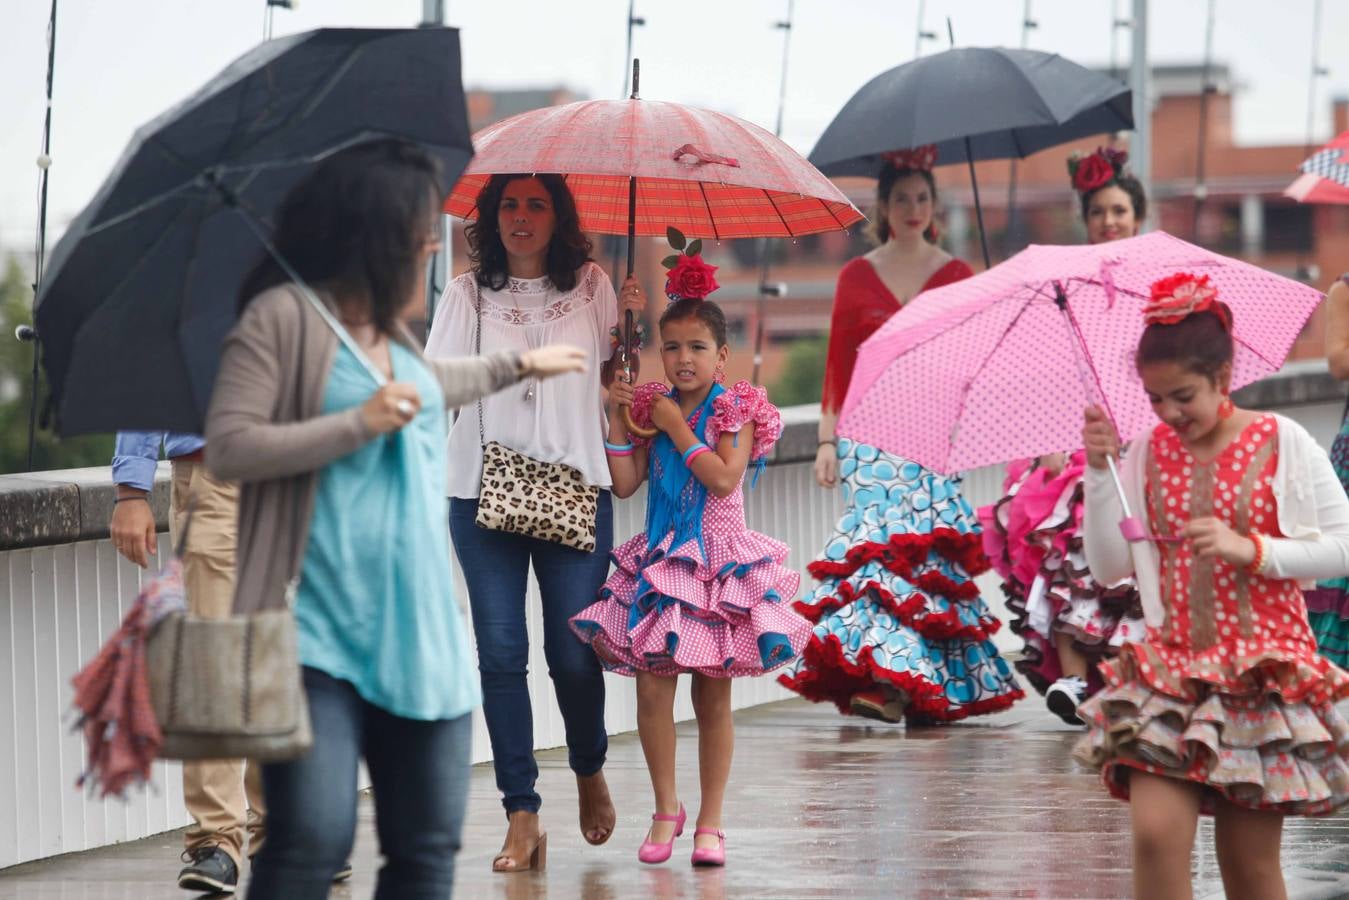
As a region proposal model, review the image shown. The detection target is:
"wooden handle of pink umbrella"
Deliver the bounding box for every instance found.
[621,405,659,440]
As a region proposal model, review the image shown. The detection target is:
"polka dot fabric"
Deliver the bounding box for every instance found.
[570,384,810,677]
[837,232,1327,473]
[1074,416,1349,815]
[777,438,1025,722]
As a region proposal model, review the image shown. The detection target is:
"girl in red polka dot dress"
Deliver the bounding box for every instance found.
[571,294,812,868]
[1074,274,1349,899]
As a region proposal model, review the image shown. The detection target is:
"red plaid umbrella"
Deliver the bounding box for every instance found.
[445,80,861,241]
[446,63,861,433]
[1284,130,1349,205]
[70,558,185,797]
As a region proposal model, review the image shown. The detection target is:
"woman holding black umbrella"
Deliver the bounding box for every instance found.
[425,173,647,872]
[779,148,1023,724]
[981,147,1150,726]
[206,140,587,897]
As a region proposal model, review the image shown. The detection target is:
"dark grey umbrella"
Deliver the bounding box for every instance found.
[809,47,1133,267]
[35,27,473,436]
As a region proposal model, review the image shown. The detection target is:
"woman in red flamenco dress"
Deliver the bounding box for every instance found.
[778,147,1023,724]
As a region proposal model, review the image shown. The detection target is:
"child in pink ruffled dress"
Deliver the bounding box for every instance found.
[570,295,811,869]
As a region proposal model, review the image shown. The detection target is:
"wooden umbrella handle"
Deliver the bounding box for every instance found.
[621,405,659,440]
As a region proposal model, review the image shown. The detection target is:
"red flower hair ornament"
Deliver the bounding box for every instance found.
[660,227,720,301]
[1143,273,1224,327]
[882,144,938,172]
[1067,147,1128,194]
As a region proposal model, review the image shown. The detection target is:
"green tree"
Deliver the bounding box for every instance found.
[0,255,114,474]
[771,335,829,408]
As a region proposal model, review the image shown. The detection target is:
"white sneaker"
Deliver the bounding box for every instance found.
[1045,676,1088,725]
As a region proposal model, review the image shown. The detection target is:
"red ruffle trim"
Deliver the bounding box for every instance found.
[778,633,950,717]
[779,633,1025,723]
[792,578,1001,642]
[807,529,991,583]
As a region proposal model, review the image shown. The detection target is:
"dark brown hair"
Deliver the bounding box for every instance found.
[660,298,728,348]
[238,139,442,334]
[1135,303,1234,381]
[867,165,938,245]
[1080,173,1148,224]
[466,174,592,292]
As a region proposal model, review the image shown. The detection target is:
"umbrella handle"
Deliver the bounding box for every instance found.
[622,406,659,440]
[618,308,659,439]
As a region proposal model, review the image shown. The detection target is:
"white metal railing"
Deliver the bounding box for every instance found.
[1,397,1343,869]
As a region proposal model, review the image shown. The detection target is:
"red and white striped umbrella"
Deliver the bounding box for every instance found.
[445,98,863,239]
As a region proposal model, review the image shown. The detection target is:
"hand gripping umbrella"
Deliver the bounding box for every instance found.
[34,27,474,435]
[809,47,1133,268]
[444,61,863,437]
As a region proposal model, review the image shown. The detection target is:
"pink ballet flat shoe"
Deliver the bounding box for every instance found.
[637,803,685,864]
[690,827,725,867]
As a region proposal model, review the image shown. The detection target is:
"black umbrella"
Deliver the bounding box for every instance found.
[35,27,474,436]
[809,47,1133,267]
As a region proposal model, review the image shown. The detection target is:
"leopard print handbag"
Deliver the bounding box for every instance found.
[476,441,599,552]
[471,280,599,552]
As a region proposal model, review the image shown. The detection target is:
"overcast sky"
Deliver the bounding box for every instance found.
[2,0,1346,252]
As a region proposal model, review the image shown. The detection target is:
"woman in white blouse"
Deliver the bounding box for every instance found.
[425,174,646,873]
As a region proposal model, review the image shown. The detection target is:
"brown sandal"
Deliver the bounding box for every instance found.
[577,771,616,846]
[492,812,547,873]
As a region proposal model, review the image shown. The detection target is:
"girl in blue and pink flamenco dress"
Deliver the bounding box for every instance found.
[571,283,811,869]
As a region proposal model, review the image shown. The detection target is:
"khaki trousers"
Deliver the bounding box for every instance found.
[169,459,265,864]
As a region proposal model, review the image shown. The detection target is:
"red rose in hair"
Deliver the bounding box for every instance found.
[1072,153,1115,193]
[665,254,720,300]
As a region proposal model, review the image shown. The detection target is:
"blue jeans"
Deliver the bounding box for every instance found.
[247,667,471,900]
[449,493,612,815]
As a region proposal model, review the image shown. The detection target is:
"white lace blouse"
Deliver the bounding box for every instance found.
[425,262,618,497]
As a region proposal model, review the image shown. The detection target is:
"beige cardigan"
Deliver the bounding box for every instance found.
[205,284,519,615]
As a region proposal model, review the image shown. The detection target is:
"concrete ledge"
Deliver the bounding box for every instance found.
[1233,360,1346,410]
[1,359,1340,551]
[0,463,171,551]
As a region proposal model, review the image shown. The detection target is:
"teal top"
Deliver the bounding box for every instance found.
[295,342,481,721]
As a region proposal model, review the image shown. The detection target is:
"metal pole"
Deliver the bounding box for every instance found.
[24,0,58,470]
[1128,0,1151,214]
[750,0,794,386]
[421,0,450,328]
[913,0,936,58]
[1004,0,1036,257]
[1297,0,1327,280]
[1190,0,1216,241]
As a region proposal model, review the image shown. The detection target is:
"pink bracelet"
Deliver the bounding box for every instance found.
[683,445,712,467]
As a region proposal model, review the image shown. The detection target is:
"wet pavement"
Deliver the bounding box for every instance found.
[3,698,1349,899]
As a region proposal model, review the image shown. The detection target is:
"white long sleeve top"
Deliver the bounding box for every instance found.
[425,262,618,498]
[1082,413,1349,628]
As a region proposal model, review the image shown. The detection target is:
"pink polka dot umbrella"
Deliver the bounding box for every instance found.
[836,231,1324,478]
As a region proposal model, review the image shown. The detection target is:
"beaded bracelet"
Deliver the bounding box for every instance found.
[1245,532,1267,575]
[682,442,712,467]
[604,440,635,457]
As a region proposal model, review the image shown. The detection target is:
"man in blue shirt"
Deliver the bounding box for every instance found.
[111,431,258,893]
